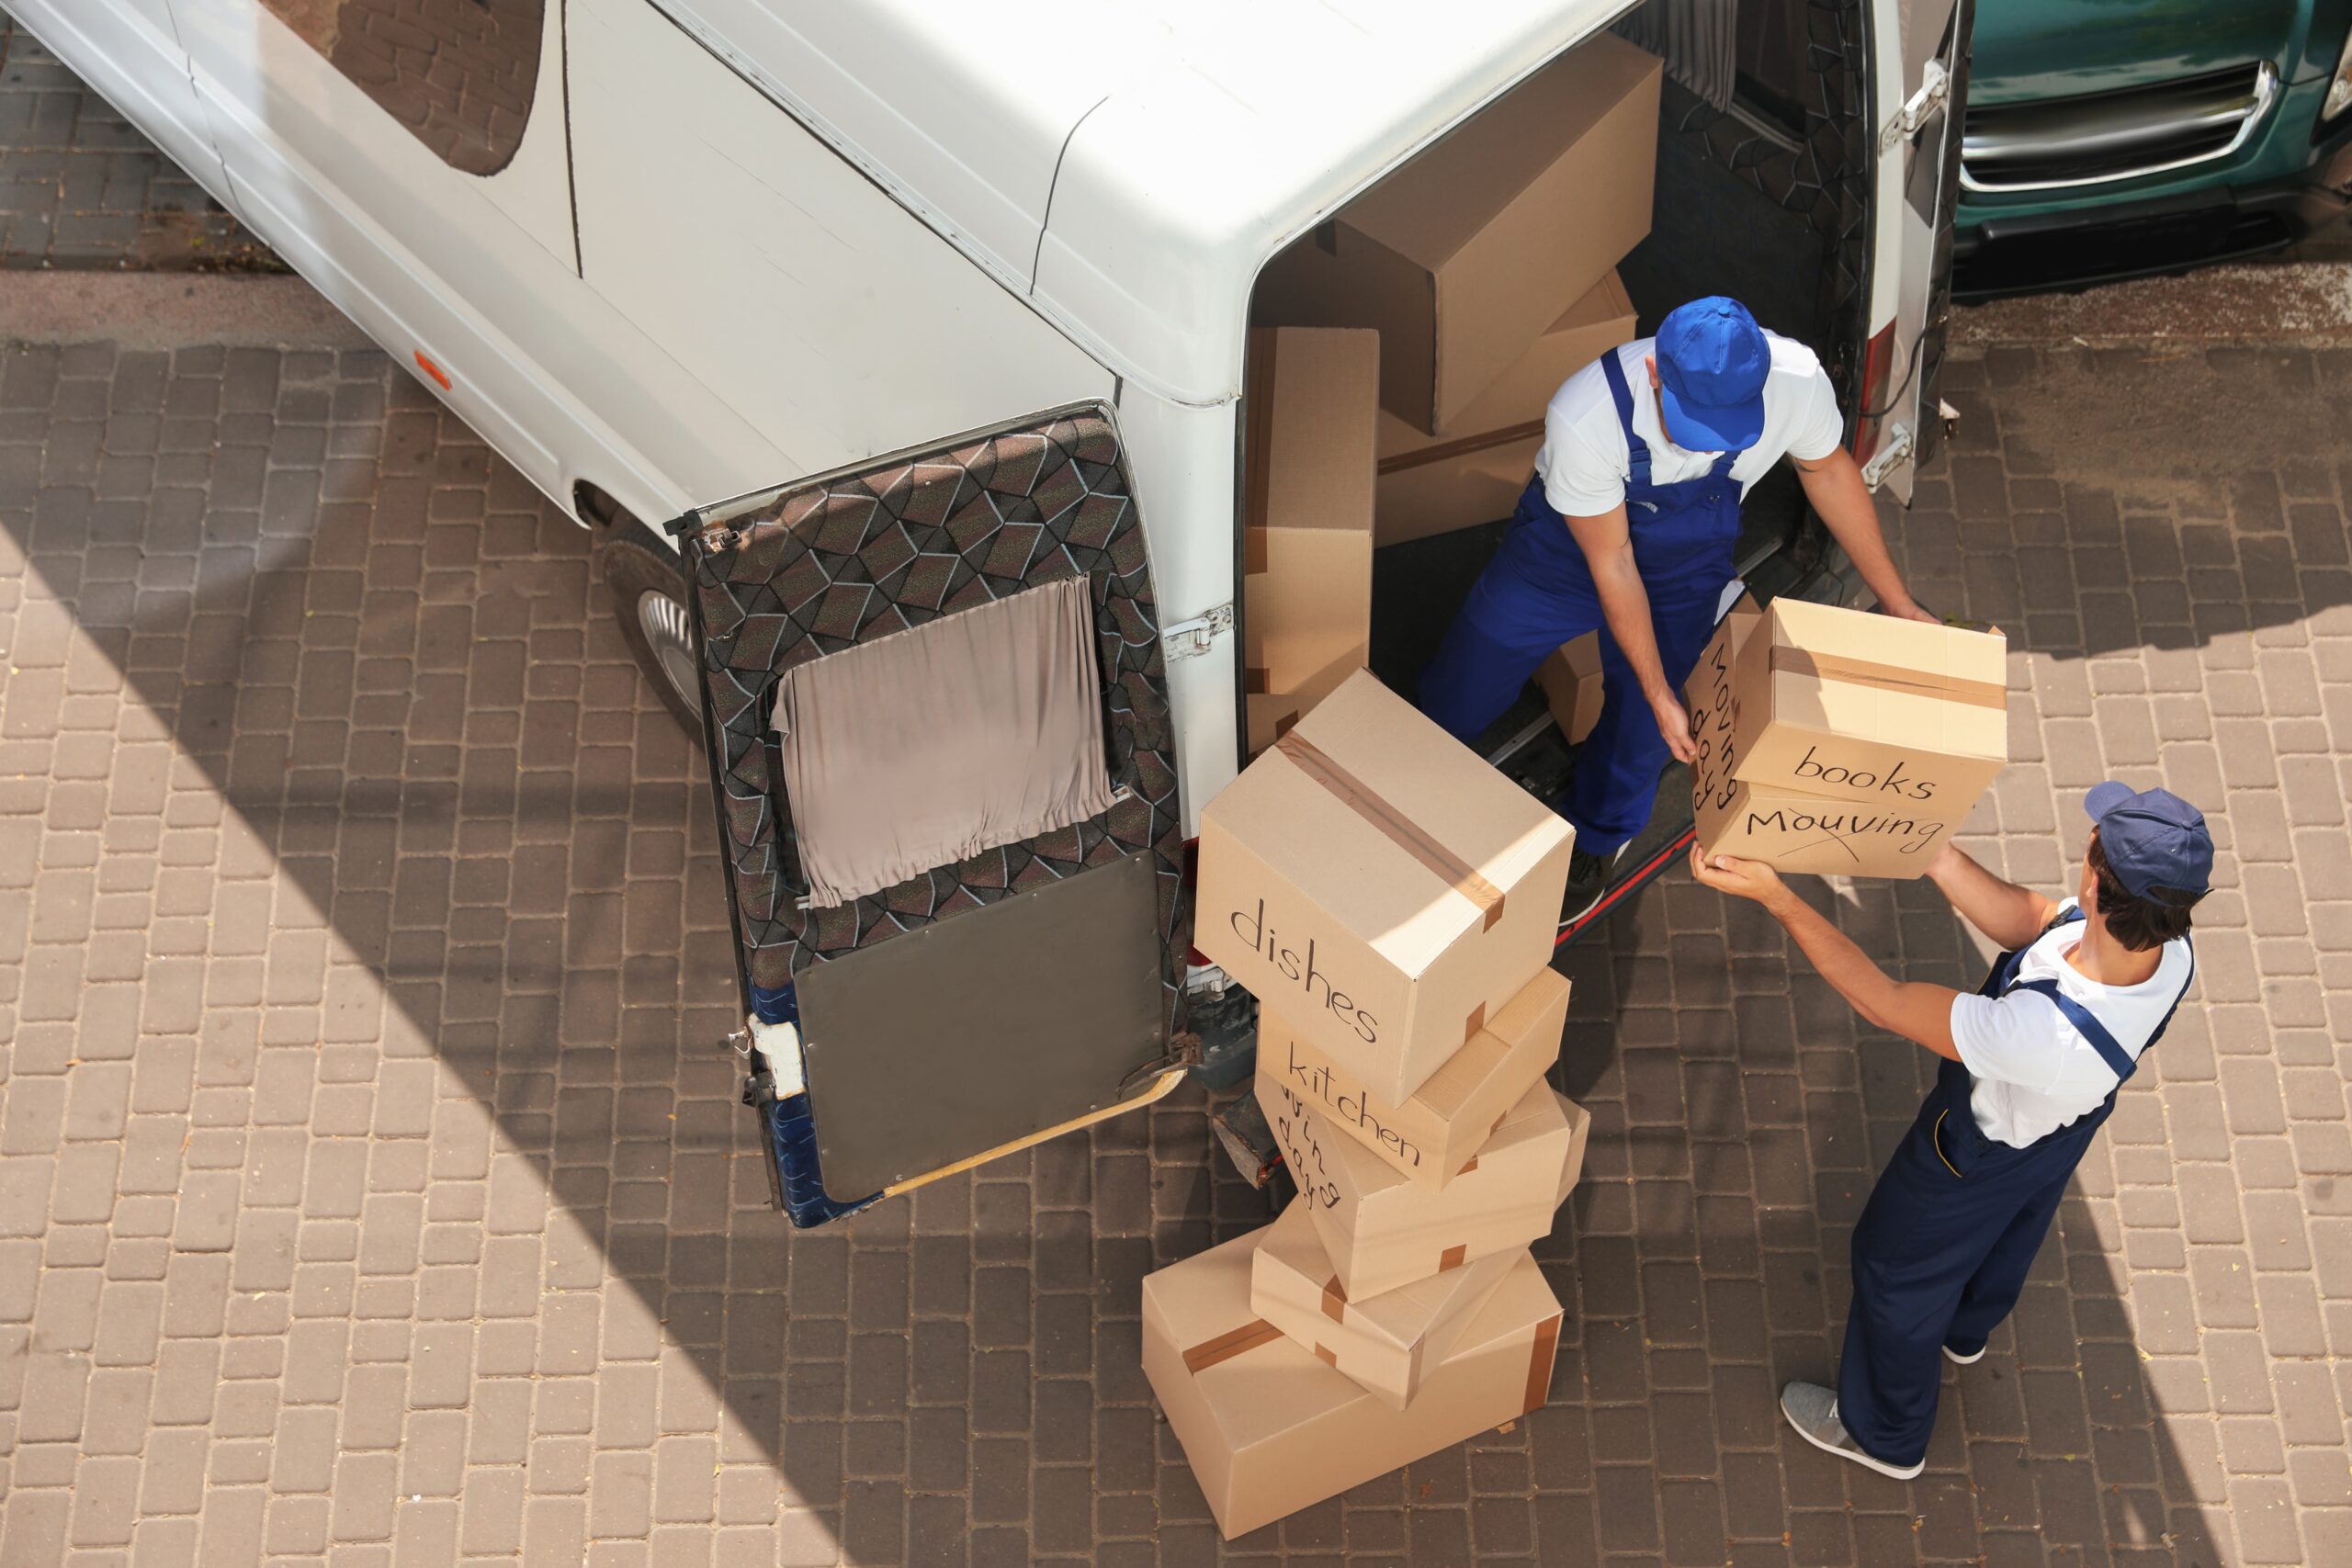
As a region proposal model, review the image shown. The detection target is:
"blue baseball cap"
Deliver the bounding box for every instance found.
[2086,783,2213,898]
[1655,297,1770,453]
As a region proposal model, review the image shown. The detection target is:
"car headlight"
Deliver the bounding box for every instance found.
[2330,26,2352,119]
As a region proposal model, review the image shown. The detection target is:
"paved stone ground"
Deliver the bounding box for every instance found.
[0,309,2347,1566]
[0,17,279,272]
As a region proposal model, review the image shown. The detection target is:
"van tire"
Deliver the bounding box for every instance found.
[598,531,704,738]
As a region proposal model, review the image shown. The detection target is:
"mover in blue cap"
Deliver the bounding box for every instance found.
[1418,296,1940,922]
[1692,784,2211,1479]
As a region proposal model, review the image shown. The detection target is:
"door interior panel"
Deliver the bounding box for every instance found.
[673,407,1188,1219]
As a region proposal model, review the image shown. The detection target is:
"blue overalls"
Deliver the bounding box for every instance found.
[1838,908,2197,1465]
[1418,351,1742,855]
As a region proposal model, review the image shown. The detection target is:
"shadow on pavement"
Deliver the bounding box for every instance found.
[1540,857,2225,1562]
[3,328,2304,1562]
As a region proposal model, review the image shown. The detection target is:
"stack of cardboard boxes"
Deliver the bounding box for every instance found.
[1240,32,1663,756]
[1147,671,1592,1539]
[1685,595,2010,877]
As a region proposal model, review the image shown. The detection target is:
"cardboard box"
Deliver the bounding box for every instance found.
[1728,599,2007,811]
[1143,1226,1562,1540]
[1247,640,1367,758]
[1683,590,1766,807]
[1196,671,1576,1106]
[1693,777,1970,878]
[1371,273,1640,547]
[1243,328,1379,694]
[1253,35,1660,435]
[1535,632,1606,745]
[1263,1072,1590,1299]
[1249,1200,1518,1412]
[1260,967,1569,1192]
[1372,420,1543,547]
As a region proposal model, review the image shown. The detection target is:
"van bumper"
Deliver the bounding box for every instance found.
[1951,135,2352,302]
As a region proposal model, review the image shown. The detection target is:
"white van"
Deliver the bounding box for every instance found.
[29,0,1966,1223]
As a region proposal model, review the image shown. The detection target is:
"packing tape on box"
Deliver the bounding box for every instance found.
[1178,1308,1564,1416]
[1181,1317,1285,1373]
[1376,419,1546,477]
[1523,1314,1562,1415]
[1770,647,2005,710]
[1320,1275,1348,1323]
[1273,729,1507,931]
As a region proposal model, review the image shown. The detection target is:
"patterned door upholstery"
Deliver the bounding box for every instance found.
[674,407,1188,1039]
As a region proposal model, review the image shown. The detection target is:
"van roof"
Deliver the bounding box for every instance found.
[717,0,1625,407]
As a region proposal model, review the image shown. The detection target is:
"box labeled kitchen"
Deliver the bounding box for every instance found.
[1262,1070,1589,1299]
[1142,1226,1563,1540]
[1248,1200,1518,1412]
[1195,671,1575,1106]
[1729,599,2007,812]
[1260,967,1568,1191]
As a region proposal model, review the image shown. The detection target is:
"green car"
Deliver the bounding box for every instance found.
[1953,0,2352,296]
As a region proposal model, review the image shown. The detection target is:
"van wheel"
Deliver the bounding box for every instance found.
[599,534,704,736]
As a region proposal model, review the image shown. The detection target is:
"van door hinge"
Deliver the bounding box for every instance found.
[1159,603,1234,661]
[1860,424,1916,488]
[1881,59,1950,150]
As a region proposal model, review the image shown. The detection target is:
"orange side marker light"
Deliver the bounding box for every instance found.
[414,351,452,389]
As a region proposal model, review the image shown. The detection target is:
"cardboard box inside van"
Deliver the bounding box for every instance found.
[1254,34,1659,435]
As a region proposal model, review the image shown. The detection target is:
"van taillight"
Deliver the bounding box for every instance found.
[1850,321,1897,468]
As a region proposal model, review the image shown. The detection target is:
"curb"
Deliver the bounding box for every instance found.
[1951,260,2352,348]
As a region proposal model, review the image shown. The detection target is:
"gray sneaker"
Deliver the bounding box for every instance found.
[1780,1382,1926,1481]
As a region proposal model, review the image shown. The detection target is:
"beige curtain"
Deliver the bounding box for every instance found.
[772,574,1115,909]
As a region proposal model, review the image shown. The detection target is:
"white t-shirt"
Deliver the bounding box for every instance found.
[1533,334,1847,519]
[1948,900,2195,1147]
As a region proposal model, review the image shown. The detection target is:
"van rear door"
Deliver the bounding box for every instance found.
[667,405,1192,1225]
[1855,0,1969,500]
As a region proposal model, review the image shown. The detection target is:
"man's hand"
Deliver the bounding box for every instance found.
[1651,691,1698,763]
[1883,599,1942,626]
[1694,843,1963,1059]
[1689,845,1788,908]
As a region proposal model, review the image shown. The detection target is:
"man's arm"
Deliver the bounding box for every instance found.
[1566,504,1696,762]
[1792,448,1938,625]
[1924,842,2060,951]
[1690,850,1962,1058]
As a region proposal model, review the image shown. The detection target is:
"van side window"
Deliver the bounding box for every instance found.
[262,0,544,175]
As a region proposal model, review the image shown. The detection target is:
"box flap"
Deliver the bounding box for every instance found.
[1344,33,1663,271]
[1756,601,2008,761]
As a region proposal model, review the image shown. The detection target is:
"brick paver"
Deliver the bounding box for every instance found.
[0,314,2348,1564]
[0,17,278,272]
